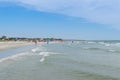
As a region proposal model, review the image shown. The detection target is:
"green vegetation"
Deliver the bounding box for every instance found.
[0,36,63,42]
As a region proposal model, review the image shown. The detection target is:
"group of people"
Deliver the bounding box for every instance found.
[32,39,49,45]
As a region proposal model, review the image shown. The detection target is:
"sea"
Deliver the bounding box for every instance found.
[0,40,120,80]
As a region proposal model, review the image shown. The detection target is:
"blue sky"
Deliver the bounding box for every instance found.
[0,0,120,40]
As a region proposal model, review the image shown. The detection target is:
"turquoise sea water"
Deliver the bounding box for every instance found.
[0,41,120,80]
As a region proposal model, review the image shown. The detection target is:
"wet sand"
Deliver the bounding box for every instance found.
[0,41,33,52]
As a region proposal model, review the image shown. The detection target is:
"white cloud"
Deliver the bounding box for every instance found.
[1,0,120,29]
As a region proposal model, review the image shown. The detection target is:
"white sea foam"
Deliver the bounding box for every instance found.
[39,52,58,62]
[39,52,50,57]
[87,42,96,44]
[98,42,120,47]
[31,47,40,52]
[105,43,111,47]
[32,47,46,53]
[0,52,28,63]
[31,49,37,52]
[40,57,45,62]
[104,43,120,47]
[98,42,112,47]
[39,52,49,62]
[108,50,116,52]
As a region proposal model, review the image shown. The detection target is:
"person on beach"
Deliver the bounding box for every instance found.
[72,41,74,43]
[33,39,37,45]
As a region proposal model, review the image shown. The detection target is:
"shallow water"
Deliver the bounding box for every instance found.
[0,41,120,80]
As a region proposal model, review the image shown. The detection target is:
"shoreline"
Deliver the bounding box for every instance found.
[0,41,34,52]
[0,41,63,53]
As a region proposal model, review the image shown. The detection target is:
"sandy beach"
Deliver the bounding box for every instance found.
[0,41,33,52]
